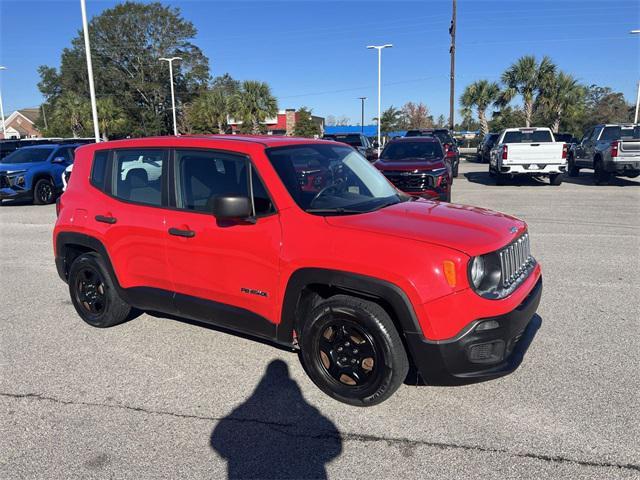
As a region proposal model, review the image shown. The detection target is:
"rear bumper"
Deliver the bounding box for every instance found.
[406,277,542,385]
[499,163,566,175]
[604,159,640,174]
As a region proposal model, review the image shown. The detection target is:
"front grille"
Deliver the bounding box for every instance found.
[0,174,9,188]
[499,233,533,288]
[382,171,437,192]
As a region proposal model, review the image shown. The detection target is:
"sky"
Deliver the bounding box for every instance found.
[0,0,639,125]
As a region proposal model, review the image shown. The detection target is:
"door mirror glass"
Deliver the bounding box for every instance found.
[212,195,252,220]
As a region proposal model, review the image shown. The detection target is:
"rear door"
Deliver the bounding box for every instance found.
[164,148,282,331]
[91,148,173,309]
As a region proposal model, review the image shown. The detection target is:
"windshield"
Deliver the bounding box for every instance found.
[381,141,443,161]
[0,147,55,164]
[266,144,403,215]
[502,130,553,143]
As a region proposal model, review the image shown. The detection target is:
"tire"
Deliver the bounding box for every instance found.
[549,173,563,186]
[33,178,55,205]
[68,252,133,328]
[594,158,610,185]
[453,160,459,178]
[298,294,409,406]
[567,156,579,177]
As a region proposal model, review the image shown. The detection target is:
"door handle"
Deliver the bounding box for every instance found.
[168,227,195,238]
[95,215,117,224]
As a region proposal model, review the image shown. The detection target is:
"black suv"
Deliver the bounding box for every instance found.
[322,133,377,162]
[405,129,459,177]
[476,133,499,163]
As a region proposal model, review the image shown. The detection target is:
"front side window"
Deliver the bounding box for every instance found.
[266,144,402,215]
[0,147,55,164]
[175,149,274,216]
[112,149,166,206]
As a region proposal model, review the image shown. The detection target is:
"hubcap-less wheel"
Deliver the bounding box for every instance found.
[74,266,107,316]
[36,181,54,204]
[316,319,380,387]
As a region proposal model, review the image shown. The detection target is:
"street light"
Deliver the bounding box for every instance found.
[367,44,392,156]
[80,0,100,142]
[159,57,182,136]
[631,29,640,123]
[0,66,7,138]
[358,97,367,133]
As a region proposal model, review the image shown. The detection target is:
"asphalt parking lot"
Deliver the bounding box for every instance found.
[1,158,638,480]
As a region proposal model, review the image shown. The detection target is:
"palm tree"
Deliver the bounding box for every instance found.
[232,81,278,134]
[50,92,91,138]
[188,88,230,134]
[460,80,500,136]
[96,97,128,140]
[374,106,404,133]
[536,72,584,133]
[499,55,556,127]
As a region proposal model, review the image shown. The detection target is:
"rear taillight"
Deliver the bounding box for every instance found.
[446,149,456,158]
[562,143,567,159]
[611,141,619,158]
[502,145,508,160]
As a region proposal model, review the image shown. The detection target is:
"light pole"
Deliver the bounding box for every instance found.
[160,57,182,136]
[358,96,367,133]
[367,44,392,156]
[80,0,100,142]
[631,30,639,123]
[0,66,7,138]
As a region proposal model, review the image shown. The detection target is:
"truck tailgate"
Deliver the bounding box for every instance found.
[619,139,640,159]
[504,143,563,164]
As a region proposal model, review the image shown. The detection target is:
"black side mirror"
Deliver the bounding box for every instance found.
[212,195,253,220]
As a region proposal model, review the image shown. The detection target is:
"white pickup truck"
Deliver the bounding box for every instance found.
[489,127,567,185]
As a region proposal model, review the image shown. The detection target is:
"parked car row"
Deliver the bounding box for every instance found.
[0,137,94,159]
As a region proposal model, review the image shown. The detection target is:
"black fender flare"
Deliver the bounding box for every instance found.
[276,268,424,344]
[55,232,119,286]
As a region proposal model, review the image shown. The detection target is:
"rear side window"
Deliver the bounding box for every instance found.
[112,149,166,206]
[175,149,274,216]
[91,151,109,190]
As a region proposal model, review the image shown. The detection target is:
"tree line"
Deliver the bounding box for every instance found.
[460,55,635,137]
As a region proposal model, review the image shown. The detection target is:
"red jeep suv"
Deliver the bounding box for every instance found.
[54,136,542,406]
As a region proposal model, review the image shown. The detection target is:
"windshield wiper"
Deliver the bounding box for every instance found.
[305,207,364,215]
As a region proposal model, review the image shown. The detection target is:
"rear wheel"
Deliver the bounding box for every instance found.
[299,295,409,406]
[33,178,55,205]
[68,253,133,328]
[549,173,563,186]
[453,160,459,178]
[567,156,579,177]
[594,158,610,185]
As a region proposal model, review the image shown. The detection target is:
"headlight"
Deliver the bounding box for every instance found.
[469,256,485,288]
[468,251,504,299]
[15,176,25,187]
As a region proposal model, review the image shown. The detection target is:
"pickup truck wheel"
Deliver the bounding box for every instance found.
[594,159,610,185]
[453,161,459,178]
[549,173,563,186]
[567,156,579,177]
[68,253,133,328]
[33,178,55,205]
[299,294,409,406]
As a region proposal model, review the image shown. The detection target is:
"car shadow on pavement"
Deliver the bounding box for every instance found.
[464,171,551,187]
[562,173,640,187]
[210,359,343,480]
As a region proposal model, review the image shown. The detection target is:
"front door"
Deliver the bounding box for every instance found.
[165,149,282,335]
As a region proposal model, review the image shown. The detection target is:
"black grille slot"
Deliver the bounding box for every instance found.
[0,175,9,188]
[499,233,532,288]
[382,171,436,192]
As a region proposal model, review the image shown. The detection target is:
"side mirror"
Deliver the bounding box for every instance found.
[212,195,252,220]
[52,156,67,164]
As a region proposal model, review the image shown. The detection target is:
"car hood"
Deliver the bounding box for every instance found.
[325,200,526,256]
[0,162,41,173]
[374,158,447,172]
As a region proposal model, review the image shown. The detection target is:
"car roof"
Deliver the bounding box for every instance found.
[17,144,60,149]
[388,136,440,143]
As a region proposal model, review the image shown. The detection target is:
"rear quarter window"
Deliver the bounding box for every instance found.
[91,151,109,191]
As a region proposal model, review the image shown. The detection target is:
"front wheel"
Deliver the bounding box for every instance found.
[33,178,55,205]
[594,159,610,185]
[299,295,409,406]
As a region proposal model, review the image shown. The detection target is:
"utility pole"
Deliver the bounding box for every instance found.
[0,66,6,138]
[449,0,457,131]
[80,0,100,142]
[358,97,367,133]
[632,30,639,123]
[160,57,182,136]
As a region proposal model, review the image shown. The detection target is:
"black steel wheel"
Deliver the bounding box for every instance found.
[34,178,55,205]
[299,295,409,406]
[68,253,133,328]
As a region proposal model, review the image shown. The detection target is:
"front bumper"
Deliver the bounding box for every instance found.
[406,277,542,385]
[0,187,33,201]
[499,163,566,175]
